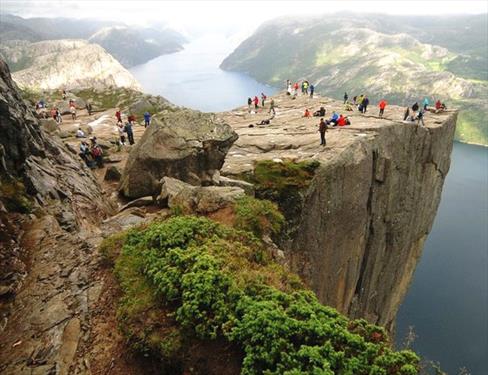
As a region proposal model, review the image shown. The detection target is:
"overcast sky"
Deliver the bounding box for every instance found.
[2,0,488,37]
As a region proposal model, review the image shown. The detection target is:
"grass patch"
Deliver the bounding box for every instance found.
[111,216,419,374]
[0,178,32,213]
[233,196,284,238]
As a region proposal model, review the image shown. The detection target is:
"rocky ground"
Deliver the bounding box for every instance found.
[0,88,456,374]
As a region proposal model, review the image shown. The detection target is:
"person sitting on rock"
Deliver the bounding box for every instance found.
[417,110,425,127]
[303,108,311,118]
[329,111,339,126]
[313,106,326,117]
[344,102,353,111]
[412,102,419,112]
[345,116,351,125]
[76,127,86,138]
[423,97,430,110]
[337,114,347,126]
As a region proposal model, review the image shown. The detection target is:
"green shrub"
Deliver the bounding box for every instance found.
[113,216,420,374]
[0,179,32,213]
[99,231,128,267]
[234,196,284,237]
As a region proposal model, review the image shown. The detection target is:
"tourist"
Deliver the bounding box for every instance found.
[403,107,411,121]
[378,99,387,117]
[76,127,85,138]
[412,102,419,112]
[86,102,93,116]
[261,93,267,107]
[310,84,315,98]
[128,113,136,125]
[423,97,430,110]
[125,121,135,145]
[91,143,104,168]
[144,111,151,128]
[269,98,276,115]
[417,110,425,126]
[253,96,259,109]
[303,80,309,95]
[79,141,90,165]
[293,82,299,95]
[329,111,339,126]
[344,102,353,111]
[247,97,252,111]
[303,108,311,118]
[70,104,76,120]
[56,108,62,124]
[319,118,327,146]
[287,81,292,95]
[344,92,348,104]
[62,89,66,100]
[362,96,370,113]
[115,109,122,125]
[337,114,347,126]
[313,107,326,117]
[118,123,126,145]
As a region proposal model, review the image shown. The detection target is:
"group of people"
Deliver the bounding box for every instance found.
[286,79,315,98]
[79,137,104,169]
[247,93,269,111]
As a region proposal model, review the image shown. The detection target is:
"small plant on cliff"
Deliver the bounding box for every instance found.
[0,178,32,213]
[233,196,284,237]
[112,216,420,374]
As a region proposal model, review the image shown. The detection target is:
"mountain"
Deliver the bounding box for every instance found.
[0,14,186,68]
[221,14,488,145]
[2,39,142,91]
[88,25,185,67]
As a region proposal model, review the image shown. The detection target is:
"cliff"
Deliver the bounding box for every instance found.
[1,39,142,91]
[220,14,487,146]
[219,92,457,329]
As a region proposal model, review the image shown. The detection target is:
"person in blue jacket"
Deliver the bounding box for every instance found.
[423,97,430,110]
[329,111,339,126]
[143,111,151,128]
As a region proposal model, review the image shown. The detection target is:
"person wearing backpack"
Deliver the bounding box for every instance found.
[91,144,103,168]
[144,111,151,128]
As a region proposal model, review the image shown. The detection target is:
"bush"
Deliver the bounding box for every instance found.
[0,179,32,213]
[234,196,284,237]
[113,216,420,374]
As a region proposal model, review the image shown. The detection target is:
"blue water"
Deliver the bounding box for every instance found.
[130,34,277,112]
[396,142,488,375]
[131,37,488,374]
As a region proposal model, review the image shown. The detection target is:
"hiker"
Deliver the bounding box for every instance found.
[118,123,126,145]
[303,108,311,118]
[378,99,387,117]
[293,82,299,95]
[423,97,429,110]
[144,111,151,128]
[319,118,328,146]
[62,90,66,100]
[269,99,276,115]
[310,84,315,98]
[128,114,136,125]
[79,141,90,165]
[91,142,104,168]
[253,96,259,109]
[261,93,267,107]
[50,107,57,120]
[362,97,369,113]
[412,102,419,112]
[403,107,411,121]
[345,116,351,125]
[353,96,357,104]
[329,111,339,126]
[86,102,92,116]
[287,82,292,95]
[344,92,348,104]
[115,109,122,125]
[125,121,135,145]
[337,114,347,126]
[76,127,86,138]
[313,107,326,117]
[303,80,309,95]
[344,102,353,111]
[286,79,290,89]
[247,97,252,110]
[70,104,76,120]
[417,110,425,126]
[56,108,62,123]
[435,100,442,111]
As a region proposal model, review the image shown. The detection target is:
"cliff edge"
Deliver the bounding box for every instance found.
[220,92,457,329]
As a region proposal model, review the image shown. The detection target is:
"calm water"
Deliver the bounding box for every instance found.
[131,37,488,374]
[396,142,488,375]
[130,34,277,112]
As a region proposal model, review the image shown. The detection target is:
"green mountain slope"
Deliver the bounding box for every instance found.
[221,14,488,145]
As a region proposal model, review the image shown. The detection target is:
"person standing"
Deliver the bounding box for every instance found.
[319,118,328,146]
[144,111,151,128]
[310,84,315,98]
[261,93,267,107]
[253,96,259,109]
[344,92,348,104]
[86,102,92,116]
[247,97,252,111]
[70,104,76,120]
[362,96,369,113]
[125,121,135,145]
[423,97,430,110]
[378,99,387,117]
[115,109,122,125]
[417,110,425,126]
[118,123,126,145]
[269,98,276,115]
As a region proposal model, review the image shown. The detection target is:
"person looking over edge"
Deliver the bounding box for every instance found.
[144,111,151,128]
[378,99,387,117]
[319,118,327,146]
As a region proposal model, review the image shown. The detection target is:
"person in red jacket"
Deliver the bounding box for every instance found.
[378,99,387,117]
[115,109,122,125]
[435,100,442,110]
[337,114,347,126]
[253,96,259,109]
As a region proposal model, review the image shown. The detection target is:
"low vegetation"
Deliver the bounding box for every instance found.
[107,215,420,374]
[0,178,31,213]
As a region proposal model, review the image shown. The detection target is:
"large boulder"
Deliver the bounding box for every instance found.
[119,110,238,199]
[157,177,245,214]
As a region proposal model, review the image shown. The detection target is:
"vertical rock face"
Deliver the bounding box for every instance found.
[288,114,457,329]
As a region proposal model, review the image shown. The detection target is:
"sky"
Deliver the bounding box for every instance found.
[2,0,488,37]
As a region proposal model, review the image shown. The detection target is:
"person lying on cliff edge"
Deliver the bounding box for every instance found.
[319,118,328,146]
[378,99,388,118]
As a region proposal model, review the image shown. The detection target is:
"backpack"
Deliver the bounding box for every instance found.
[92,146,102,157]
